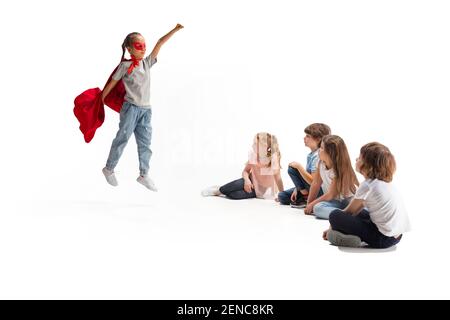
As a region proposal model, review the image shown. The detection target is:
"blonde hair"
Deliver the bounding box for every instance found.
[254,132,282,169]
[322,135,359,196]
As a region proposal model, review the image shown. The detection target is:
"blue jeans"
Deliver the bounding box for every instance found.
[313,197,351,220]
[329,209,402,249]
[278,166,323,205]
[219,178,256,200]
[106,102,153,176]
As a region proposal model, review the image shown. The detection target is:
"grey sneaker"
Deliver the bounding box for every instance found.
[102,167,118,186]
[327,230,362,248]
[137,175,157,191]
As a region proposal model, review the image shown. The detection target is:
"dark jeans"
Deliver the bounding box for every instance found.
[278,166,323,205]
[329,209,402,249]
[219,178,256,200]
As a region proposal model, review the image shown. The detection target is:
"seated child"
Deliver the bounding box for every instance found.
[277,123,331,208]
[323,142,411,248]
[202,132,284,200]
[304,135,359,219]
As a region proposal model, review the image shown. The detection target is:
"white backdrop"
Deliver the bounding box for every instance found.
[1,0,449,299]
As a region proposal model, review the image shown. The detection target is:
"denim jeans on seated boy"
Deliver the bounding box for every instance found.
[278,166,323,205]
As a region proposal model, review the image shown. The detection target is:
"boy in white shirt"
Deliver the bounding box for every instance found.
[323,142,411,248]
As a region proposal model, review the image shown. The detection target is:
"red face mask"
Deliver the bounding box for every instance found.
[133,42,146,51]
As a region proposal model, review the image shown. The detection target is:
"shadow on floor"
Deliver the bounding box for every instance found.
[337,245,397,253]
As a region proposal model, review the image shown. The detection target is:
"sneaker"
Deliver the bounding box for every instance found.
[137,175,157,191]
[102,167,118,186]
[290,200,307,209]
[327,230,362,248]
[201,185,220,197]
[290,195,307,209]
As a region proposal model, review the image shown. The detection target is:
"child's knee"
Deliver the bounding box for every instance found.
[287,166,297,176]
[313,203,332,220]
[329,209,343,226]
[117,127,133,141]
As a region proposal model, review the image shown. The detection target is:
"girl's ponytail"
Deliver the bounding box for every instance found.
[121,41,127,61]
[120,32,142,62]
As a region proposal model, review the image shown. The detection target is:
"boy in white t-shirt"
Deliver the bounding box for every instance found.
[323,142,411,248]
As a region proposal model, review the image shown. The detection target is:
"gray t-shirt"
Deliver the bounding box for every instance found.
[112,55,157,108]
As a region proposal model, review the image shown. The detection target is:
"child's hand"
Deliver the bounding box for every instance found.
[244,180,254,193]
[290,189,298,203]
[304,203,314,215]
[175,24,184,30]
[274,197,280,203]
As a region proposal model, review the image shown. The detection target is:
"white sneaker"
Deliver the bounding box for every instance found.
[102,167,118,186]
[137,175,157,191]
[201,185,220,197]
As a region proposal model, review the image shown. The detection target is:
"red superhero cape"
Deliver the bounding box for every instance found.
[73,66,125,143]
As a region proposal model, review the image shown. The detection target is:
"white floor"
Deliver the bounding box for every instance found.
[2,0,450,300]
[1,163,448,300]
